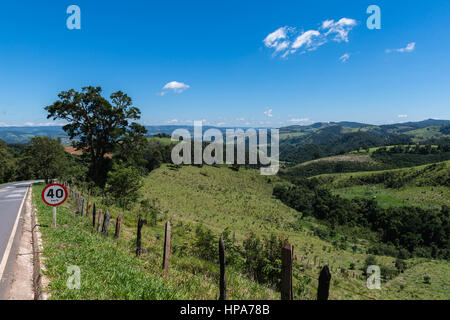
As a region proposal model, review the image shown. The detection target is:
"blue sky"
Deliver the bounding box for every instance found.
[0,0,449,127]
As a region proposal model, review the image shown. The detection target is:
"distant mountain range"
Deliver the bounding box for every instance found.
[0,119,449,145]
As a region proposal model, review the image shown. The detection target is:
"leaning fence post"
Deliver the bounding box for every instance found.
[114,214,123,240]
[102,210,111,236]
[136,215,144,257]
[162,221,171,276]
[219,236,226,300]
[317,265,331,300]
[281,243,294,300]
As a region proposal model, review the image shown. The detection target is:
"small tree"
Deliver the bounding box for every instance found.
[106,162,142,210]
[140,198,159,226]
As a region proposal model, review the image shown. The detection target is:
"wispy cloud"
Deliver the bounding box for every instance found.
[321,18,357,42]
[289,118,310,123]
[386,42,416,53]
[339,53,350,63]
[397,114,408,118]
[264,17,357,58]
[264,109,273,118]
[263,27,293,55]
[159,81,190,96]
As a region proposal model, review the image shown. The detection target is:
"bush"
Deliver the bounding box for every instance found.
[194,223,217,262]
[395,259,407,273]
[242,232,287,288]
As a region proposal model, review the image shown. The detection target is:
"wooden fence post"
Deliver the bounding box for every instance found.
[219,236,226,300]
[92,203,96,228]
[97,210,104,233]
[81,198,85,216]
[162,221,171,276]
[86,190,91,218]
[114,214,123,240]
[136,215,144,257]
[281,243,294,300]
[317,265,331,300]
[102,210,111,236]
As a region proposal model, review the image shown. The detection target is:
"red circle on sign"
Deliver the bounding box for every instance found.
[41,183,68,207]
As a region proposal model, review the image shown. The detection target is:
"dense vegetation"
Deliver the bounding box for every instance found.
[273,175,450,260]
[280,130,412,164]
[371,144,450,168]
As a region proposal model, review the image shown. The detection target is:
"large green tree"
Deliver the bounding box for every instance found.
[24,137,67,183]
[45,86,147,186]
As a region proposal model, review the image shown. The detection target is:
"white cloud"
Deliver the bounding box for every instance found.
[167,119,179,124]
[321,18,357,42]
[397,114,408,118]
[264,17,357,58]
[292,30,321,50]
[339,53,350,63]
[386,42,416,53]
[289,30,329,56]
[263,27,293,55]
[235,117,245,121]
[160,81,190,95]
[289,118,310,123]
[264,109,273,117]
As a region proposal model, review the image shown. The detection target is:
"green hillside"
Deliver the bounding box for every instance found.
[34,163,449,300]
[138,164,449,299]
[309,161,450,211]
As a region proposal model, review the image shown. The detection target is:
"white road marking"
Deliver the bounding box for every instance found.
[4,194,24,198]
[0,185,29,283]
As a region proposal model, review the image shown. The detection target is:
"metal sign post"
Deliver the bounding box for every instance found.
[41,183,68,227]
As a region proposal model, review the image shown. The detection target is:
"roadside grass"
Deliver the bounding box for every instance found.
[33,182,179,300]
[34,181,277,300]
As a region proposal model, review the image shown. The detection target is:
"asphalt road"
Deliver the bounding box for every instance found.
[0,181,41,297]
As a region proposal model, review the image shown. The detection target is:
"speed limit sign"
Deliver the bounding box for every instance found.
[42,183,68,207]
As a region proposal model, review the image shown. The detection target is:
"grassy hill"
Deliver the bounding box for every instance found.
[312,160,450,209]
[34,163,450,299]
[137,164,449,299]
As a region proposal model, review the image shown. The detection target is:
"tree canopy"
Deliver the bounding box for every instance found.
[45,86,147,185]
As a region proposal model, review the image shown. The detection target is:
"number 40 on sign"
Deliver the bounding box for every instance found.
[41,183,68,227]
